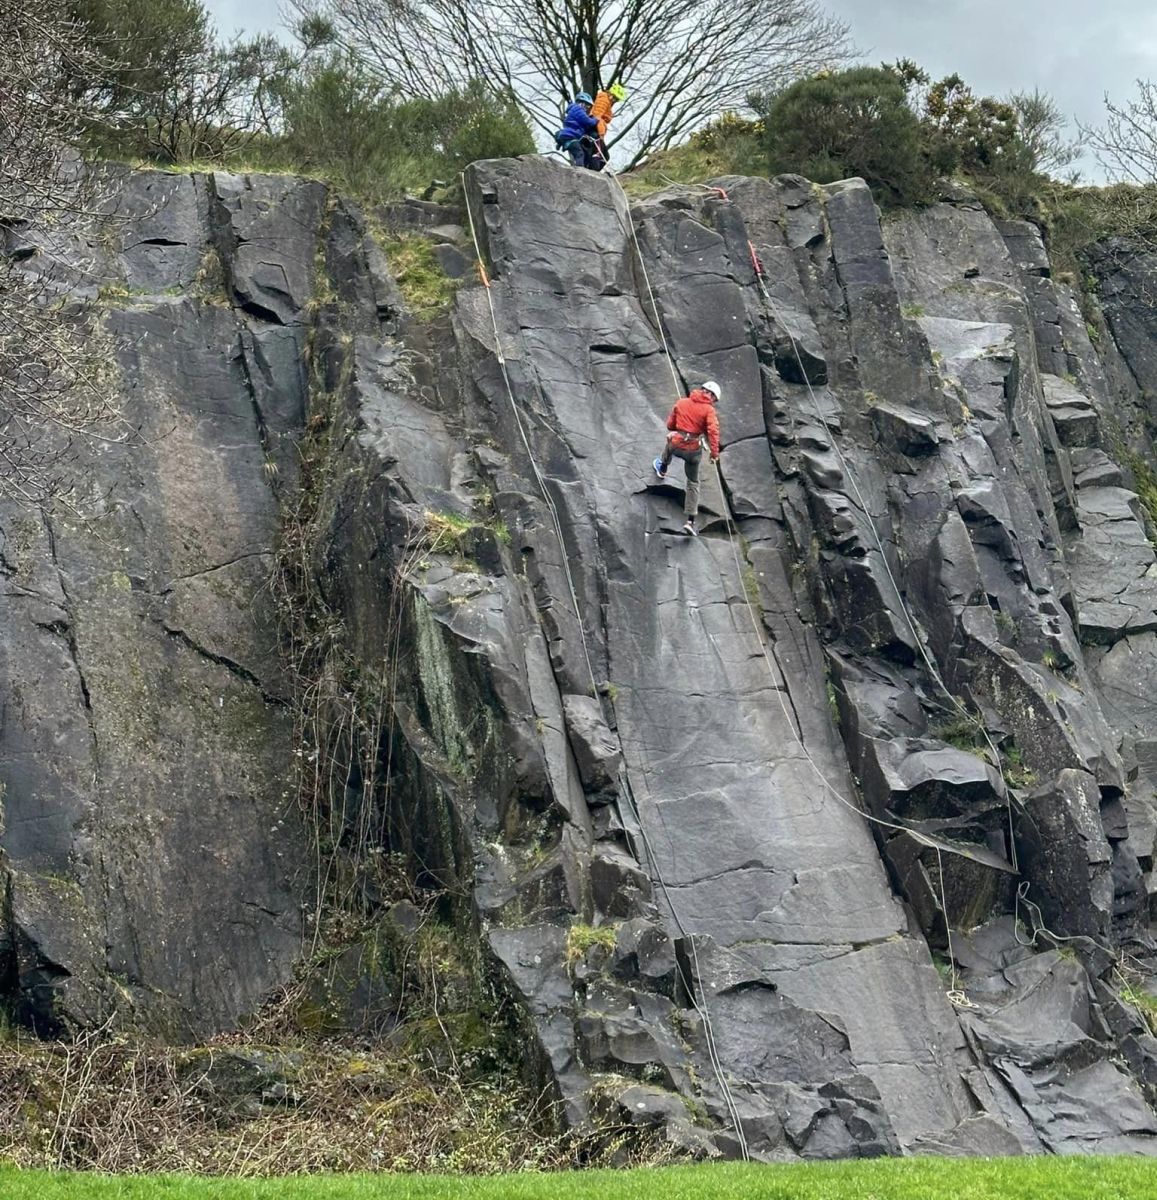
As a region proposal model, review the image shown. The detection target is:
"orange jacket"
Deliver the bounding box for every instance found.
[666,389,720,458]
[591,90,616,138]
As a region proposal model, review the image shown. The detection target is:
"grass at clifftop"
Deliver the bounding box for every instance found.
[2,1158,1156,1199]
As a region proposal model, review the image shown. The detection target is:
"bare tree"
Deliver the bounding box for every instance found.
[1081,80,1157,185]
[72,0,307,165]
[139,34,297,163]
[1,0,122,503]
[1009,88,1081,180]
[291,0,851,167]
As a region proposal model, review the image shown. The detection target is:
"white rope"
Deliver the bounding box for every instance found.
[603,166,1005,1011]
[460,170,750,1157]
[745,252,1019,872]
[461,180,601,702]
[1013,879,1081,948]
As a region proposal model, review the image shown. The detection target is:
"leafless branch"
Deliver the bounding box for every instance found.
[1081,80,1157,185]
[1008,87,1082,179]
[293,0,851,167]
[1,0,127,505]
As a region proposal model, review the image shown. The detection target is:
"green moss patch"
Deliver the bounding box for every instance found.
[931,716,988,757]
[379,235,461,320]
[565,923,618,966]
[1120,982,1157,1035]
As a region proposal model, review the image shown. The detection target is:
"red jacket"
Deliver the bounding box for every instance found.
[666,389,720,457]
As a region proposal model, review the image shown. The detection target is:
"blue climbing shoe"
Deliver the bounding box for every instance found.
[653,457,667,479]
[682,519,698,536]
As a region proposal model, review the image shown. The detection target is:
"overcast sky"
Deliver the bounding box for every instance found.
[206,0,1157,180]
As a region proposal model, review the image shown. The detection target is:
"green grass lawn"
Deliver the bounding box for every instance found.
[2,1158,1156,1200]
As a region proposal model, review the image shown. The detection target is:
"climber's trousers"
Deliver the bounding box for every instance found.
[660,440,702,519]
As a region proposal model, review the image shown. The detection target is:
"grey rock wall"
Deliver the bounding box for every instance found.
[427,160,1157,1156]
[6,156,1157,1159]
[292,156,1157,1158]
[0,168,320,1036]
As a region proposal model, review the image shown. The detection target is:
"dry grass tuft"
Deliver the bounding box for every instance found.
[0,1025,584,1175]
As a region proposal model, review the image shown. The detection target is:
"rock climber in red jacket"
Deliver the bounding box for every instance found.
[653,380,722,535]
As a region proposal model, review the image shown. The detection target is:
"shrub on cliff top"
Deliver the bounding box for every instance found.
[757,63,1071,215]
[760,67,933,206]
[277,64,534,201]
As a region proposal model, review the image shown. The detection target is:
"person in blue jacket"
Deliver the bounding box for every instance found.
[555,92,601,169]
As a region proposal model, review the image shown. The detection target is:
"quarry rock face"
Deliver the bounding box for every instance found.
[5,157,1157,1156]
[0,169,316,1037]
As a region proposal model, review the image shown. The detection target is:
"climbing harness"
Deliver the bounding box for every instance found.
[460,172,751,1158]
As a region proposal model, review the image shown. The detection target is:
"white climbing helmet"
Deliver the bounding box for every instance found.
[701,380,722,400]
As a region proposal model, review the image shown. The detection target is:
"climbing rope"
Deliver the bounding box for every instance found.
[600,166,1004,1000]
[1013,879,1081,949]
[461,172,751,1158]
[743,238,1018,872]
[462,186,601,702]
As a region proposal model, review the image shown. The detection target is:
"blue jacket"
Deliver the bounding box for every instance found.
[557,102,599,143]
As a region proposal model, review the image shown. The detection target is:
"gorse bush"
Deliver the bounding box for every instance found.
[276,64,534,201]
[919,70,1023,177]
[761,66,933,205]
[275,51,407,196]
[757,62,1068,211]
[689,111,764,155]
[438,86,537,173]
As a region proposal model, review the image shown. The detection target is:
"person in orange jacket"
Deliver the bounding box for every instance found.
[589,82,626,171]
[653,380,722,535]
